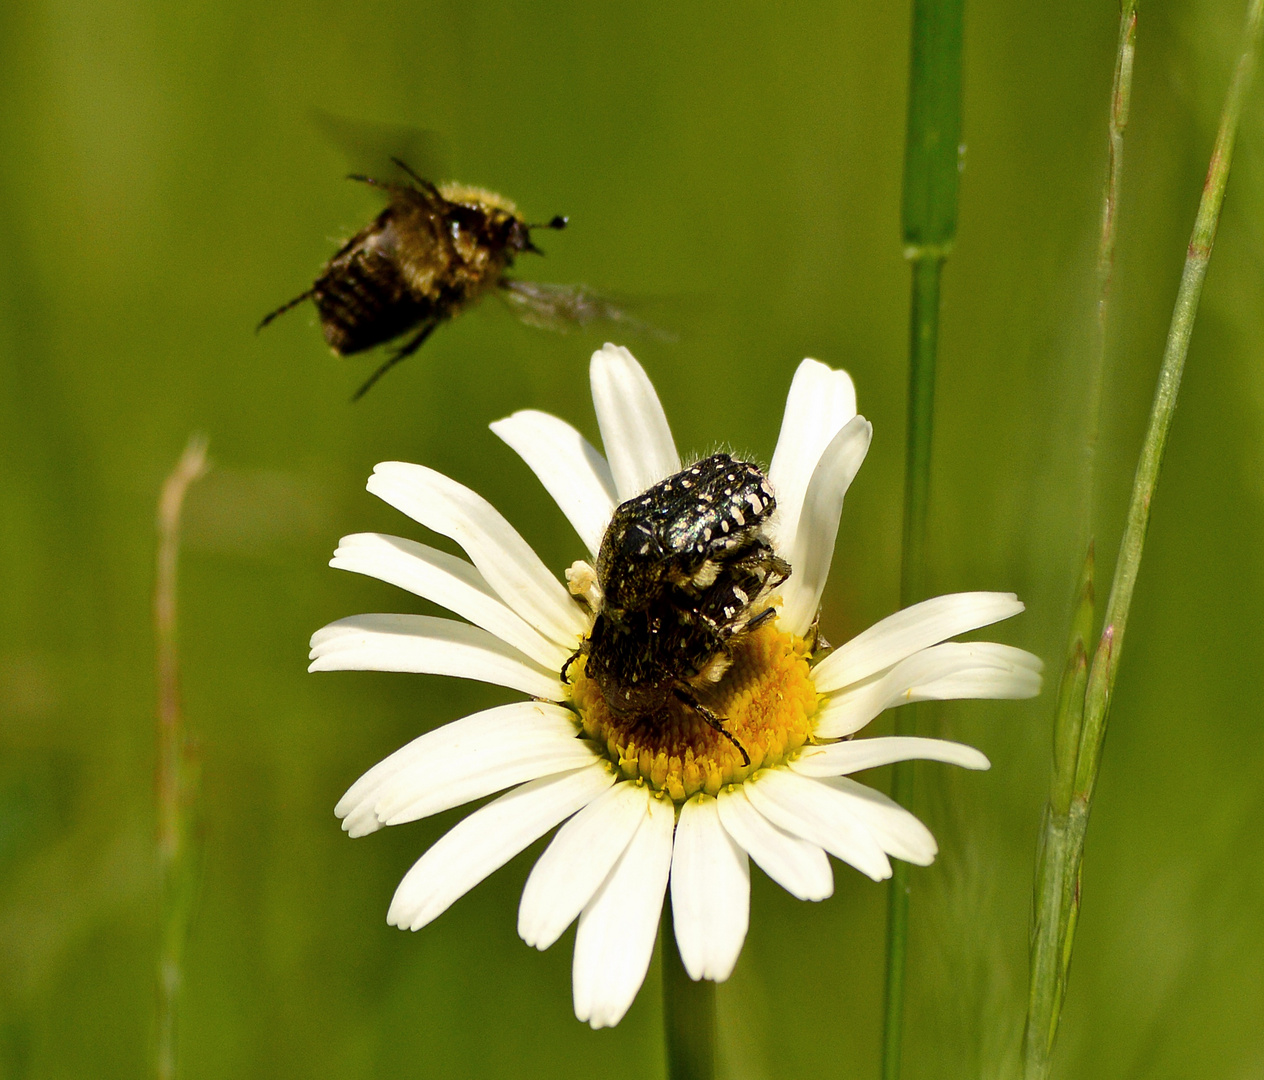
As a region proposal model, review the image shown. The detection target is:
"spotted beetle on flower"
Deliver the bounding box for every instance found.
[310,344,1042,1029]
[568,452,791,767]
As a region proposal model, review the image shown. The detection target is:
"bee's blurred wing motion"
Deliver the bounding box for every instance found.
[498,280,674,341]
[309,109,450,186]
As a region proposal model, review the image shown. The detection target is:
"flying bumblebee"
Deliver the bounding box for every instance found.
[259,160,633,399]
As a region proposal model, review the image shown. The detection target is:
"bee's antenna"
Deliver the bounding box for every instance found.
[527,215,568,231]
[257,289,315,332]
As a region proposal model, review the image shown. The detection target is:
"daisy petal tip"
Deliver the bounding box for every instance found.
[386,896,426,932]
[596,341,635,361]
[367,460,407,488]
[586,1004,629,1030]
[516,904,559,952]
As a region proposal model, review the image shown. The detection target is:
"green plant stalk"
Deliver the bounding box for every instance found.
[1080,1,1139,542]
[155,436,208,1080]
[1024,8,1138,1069]
[1023,547,1094,1075]
[1023,0,1264,1072]
[1080,0,1264,801]
[662,894,715,1080]
[883,1,963,1077]
[882,256,942,1080]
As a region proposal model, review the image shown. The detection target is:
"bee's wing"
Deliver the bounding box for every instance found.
[498,280,675,341]
[309,109,450,185]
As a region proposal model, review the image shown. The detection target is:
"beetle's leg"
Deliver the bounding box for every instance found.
[744,606,778,633]
[560,645,585,685]
[759,552,792,592]
[672,685,750,766]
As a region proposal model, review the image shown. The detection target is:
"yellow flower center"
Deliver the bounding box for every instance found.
[569,622,819,801]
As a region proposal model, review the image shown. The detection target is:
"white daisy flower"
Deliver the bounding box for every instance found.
[311,344,1042,1029]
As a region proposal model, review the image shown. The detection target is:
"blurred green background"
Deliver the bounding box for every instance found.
[2,0,1263,1076]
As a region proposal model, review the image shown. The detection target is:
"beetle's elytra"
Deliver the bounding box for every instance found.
[569,454,791,763]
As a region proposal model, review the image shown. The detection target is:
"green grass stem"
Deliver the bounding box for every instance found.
[154,436,209,1080]
[662,895,716,1080]
[1024,6,1137,1064]
[882,2,963,1078]
[1081,1,1138,541]
[1023,1,1264,1073]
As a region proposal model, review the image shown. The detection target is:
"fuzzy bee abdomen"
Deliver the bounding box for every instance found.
[313,245,434,355]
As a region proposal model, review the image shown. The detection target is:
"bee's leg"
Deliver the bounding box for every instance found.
[257,288,315,332]
[351,320,439,401]
[389,158,444,201]
[347,167,443,206]
[672,686,750,767]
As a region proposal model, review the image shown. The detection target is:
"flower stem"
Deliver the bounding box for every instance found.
[1022,0,1264,1073]
[1023,5,1137,1069]
[883,1,963,1077]
[662,894,715,1080]
[155,435,209,1080]
[1080,1,1138,544]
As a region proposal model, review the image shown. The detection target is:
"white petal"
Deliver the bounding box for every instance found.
[778,415,873,637]
[768,359,857,551]
[308,613,564,700]
[374,731,597,831]
[670,795,750,982]
[336,701,588,837]
[518,781,649,950]
[572,792,675,1029]
[490,410,618,558]
[386,764,615,931]
[817,777,938,866]
[812,592,1027,693]
[716,786,834,901]
[330,533,568,670]
[743,768,892,881]
[367,461,588,647]
[814,642,1043,739]
[588,344,680,500]
[791,736,990,778]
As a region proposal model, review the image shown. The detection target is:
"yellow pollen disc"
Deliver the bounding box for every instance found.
[569,623,819,801]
